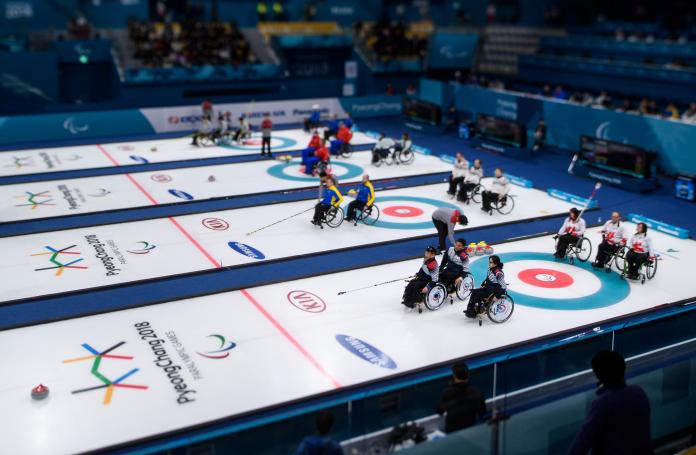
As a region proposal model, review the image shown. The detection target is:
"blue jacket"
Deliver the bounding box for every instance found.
[295,435,343,455]
[320,185,343,206]
[568,384,651,455]
[310,110,321,122]
[343,118,353,129]
[356,181,375,204]
[329,119,340,130]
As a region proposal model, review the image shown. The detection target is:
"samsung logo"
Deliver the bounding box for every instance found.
[129,155,150,164]
[228,242,265,260]
[168,189,194,200]
[335,334,397,369]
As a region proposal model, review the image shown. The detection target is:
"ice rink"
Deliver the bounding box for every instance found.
[0,128,376,177]
[2,226,693,454]
[0,182,578,302]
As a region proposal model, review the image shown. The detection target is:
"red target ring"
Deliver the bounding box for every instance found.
[382,205,424,217]
[517,268,574,289]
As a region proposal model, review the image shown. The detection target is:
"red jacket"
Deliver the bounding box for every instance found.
[308,134,322,149]
[261,118,272,129]
[336,126,352,143]
[315,146,329,162]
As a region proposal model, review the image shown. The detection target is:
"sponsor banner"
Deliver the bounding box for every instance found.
[439,154,455,164]
[547,188,599,209]
[627,213,689,239]
[412,144,432,155]
[140,97,345,133]
[504,173,534,188]
[335,334,397,369]
[0,110,155,147]
[337,95,401,118]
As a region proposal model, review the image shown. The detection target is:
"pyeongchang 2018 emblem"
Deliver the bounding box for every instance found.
[335,335,397,369]
[202,218,229,231]
[287,291,326,313]
[197,334,236,359]
[31,245,88,276]
[62,341,148,405]
[127,241,156,255]
[15,190,55,209]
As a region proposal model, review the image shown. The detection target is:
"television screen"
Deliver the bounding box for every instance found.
[475,113,526,148]
[579,136,655,179]
[402,97,441,126]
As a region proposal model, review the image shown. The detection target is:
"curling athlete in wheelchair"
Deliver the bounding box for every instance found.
[438,238,475,302]
[401,246,440,311]
[464,255,514,324]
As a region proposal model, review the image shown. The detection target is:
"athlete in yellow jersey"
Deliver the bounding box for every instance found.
[345,174,375,223]
[312,176,343,225]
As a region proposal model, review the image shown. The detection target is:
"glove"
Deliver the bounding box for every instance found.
[648,256,655,262]
[621,238,627,244]
[461,215,469,225]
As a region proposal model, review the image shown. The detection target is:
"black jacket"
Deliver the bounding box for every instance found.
[436,381,486,433]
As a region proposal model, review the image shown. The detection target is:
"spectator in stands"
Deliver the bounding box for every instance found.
[406,83,417,96]
[69,16,92,40]
[682,103,696,123]
[303,2,317,21]
[663,103,680,119]
[385,83,395,96]
[533,119,546,151]
[295,410,343,455]
[553,85,568,100]
[568,350,651,455]
[638,98,650,115]
[486,3,496,24]
[593,91,612,109]
[647,100,659,115]
[616,100,633,113]
[541,84,552,97]
[436,362,486,434]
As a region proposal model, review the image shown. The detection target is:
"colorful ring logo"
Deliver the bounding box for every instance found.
[370,196,461,230]
[220,134,296,151]
[267,159,364,182]
[469,252,630,310]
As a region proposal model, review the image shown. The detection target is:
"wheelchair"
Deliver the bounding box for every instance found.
[415,273,475,314]
[598,242,629,274]
[619,251,658,284]
[339,142,353,158]
[373,146,415,167]
[554,235,592,264]
[353,203,380,226]
[460,182,483,204]
[471,291,515,326]
[193,133,216,147]
[485,193,515,216]
[317,205,344,229]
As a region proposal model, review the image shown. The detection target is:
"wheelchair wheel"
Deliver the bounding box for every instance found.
[360,204,380,225]
[199,135,215,147]
[456,274,475,301]
[645,258,657,280]
[613,246,629,272]
[494,195,515,215]
[487,293,514,323]
[325,206,344,228]
[575,237,592,262]
[340,143,353,158]
[373,154,383,167]
[471,184,483,203]
[424,283,447,311]
[398,148,415,165]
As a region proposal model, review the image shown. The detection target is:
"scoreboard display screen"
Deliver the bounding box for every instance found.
[402,97,441,126]
[475,113,526,148]
[579,136,655,179]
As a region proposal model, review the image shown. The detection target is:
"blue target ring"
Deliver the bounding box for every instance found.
[469,252,630,310]
[267,159,363,182]
[372,196,461,229]
[221,134,296,151]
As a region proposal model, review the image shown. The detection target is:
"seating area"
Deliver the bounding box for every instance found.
[127,20,256,67]
[355,19,429,63]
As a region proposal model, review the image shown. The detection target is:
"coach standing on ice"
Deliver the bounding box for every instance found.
[432,207,468,252]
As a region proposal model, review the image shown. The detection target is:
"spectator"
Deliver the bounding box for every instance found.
[533,119,546,151]
[436,362,486,433]
[554,85,568,100]
[638,98,650,115]
[486,3,496,24]
[567,350,651,455]
[682,103,696,123]
[69,16,92,40]
[541,84,552,97]
[385,83,395,96]
[406,83,417,96]
[593,91,612,108]
[273,2,287,21]
[663,103,680,119]
[295,410,343,455]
